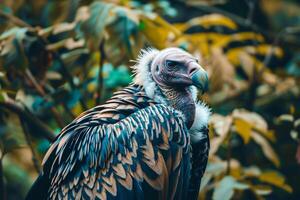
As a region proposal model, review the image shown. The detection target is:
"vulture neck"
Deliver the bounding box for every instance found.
[160,86,195,129]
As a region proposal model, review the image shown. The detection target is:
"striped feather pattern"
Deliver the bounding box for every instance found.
[39,85,192,200]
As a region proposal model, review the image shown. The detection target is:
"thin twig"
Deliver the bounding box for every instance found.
[96,40,105,105]
[226,132,232,175]
[262,29,286,67]
[245,0,256,26]
[0,100,55,142]
[0,10,33,30]
[25,69,46,96]
[244,0,258,110]
[20,118,41,173]
[246,28,288,110]
[0,158,6,200]
[24,69,65,128]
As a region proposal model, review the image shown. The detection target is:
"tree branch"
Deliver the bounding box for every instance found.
[226,132,232,175]
[244,0,256,26]
[0,158,6,200]
[24,69,65,128]
[20,118,41,173]
[0,10,33,30]
[0,100,55,142]
[96,40,105,105]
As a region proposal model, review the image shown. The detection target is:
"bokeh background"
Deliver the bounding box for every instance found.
[0,0,300,199]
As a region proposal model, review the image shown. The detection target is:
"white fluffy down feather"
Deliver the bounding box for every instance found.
[190,102,211,142]
[132,48,159,98]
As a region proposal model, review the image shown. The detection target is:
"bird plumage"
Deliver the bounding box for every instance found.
[26,48,210,200]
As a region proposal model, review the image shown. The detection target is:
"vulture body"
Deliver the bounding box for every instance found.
[26,48,210,200]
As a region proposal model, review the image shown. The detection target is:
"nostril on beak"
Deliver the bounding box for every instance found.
[189,66,198,76]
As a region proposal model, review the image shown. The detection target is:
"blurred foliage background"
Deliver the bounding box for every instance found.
[0,0,300,199]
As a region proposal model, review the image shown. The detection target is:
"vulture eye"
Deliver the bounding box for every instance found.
[166,60,179,69]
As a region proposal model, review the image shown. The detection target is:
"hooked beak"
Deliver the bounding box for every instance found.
[190,66,209,93]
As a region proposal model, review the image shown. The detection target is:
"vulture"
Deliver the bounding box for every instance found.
[26,47,210,200]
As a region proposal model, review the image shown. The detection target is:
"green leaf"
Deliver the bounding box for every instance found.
[0,27,28,69]
[206,162,226,175]
[213,176,249,200]
[200,173,212,192]
[3,157,33,197]
[0,114,26,155]
[0,90,4,103]
[61,48,89,64]
[112,10,138,56]
[80,2,114,41]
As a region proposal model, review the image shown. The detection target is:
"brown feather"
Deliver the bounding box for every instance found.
[102,174,117,196]
[117,173,133,190]
[143,153,168,192]
[133,163,143,181]
[173,148,182,171]
[112,163,126,179]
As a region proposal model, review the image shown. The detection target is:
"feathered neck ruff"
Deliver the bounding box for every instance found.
[132,47,160,98]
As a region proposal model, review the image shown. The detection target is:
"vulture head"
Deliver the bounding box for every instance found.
[150,48,208,93]
[133,47,208,94]
[133,47,210,137]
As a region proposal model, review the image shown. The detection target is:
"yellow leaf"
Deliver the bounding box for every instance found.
[243,166,261,178]
[226,49,265,71]
[209,47,236,91]
[252,132,280,167]
[234,118,252,144]
[173,23,187,31]
[250,184,272,196]
[176,14,237,32]
[244,45,283,58]
[87,82,96,93]
[232,109,269,134]
[238,51,255,79]
[71,103,83,116]
[87,99,96,108]
[209,114,233,154]
[230,166,242,179]
[259,171,293,193]
[213,32,265,48]
[259,130,276,143]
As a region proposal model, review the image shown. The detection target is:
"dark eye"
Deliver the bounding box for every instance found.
[166,60,178,68]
